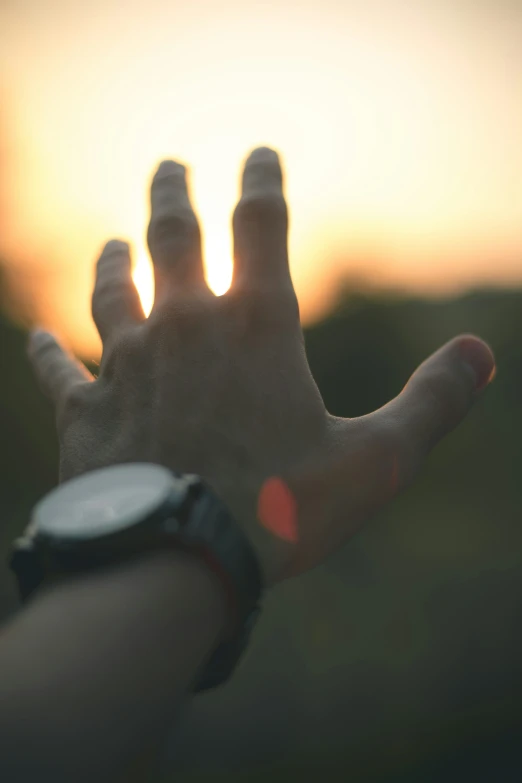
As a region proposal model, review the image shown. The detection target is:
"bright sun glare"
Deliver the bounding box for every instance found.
[132,253,155,317]
[3,2,522,356]
[132,235,233,317]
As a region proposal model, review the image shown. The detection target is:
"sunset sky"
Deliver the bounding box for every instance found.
[1,0,521,356]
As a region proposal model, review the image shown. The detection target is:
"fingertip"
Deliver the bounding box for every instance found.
[99,239,130,258]
[153,159,187,180]
[247,146,280,163]
[28,326,46,342]
[28,328,54,353]
[381,334,496,467]
[456,335,496,393]
[243,146,283,186]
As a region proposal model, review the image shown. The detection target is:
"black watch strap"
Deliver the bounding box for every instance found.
[169,477,265,692]
[9,468,265,694]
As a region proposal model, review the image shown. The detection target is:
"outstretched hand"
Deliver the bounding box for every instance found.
[28,147,496,586]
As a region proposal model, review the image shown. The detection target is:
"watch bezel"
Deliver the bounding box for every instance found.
[32,463,189,541]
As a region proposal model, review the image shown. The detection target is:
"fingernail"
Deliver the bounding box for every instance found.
[458,336,496,393]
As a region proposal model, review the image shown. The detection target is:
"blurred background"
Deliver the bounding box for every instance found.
[1,0,521,780]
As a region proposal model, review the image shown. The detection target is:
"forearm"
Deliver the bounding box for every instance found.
[0,550,229,783]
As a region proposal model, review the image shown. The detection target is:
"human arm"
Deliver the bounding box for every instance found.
[3,146,496,782]
[0,549,229,783]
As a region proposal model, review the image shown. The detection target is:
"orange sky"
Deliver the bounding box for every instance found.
[1,0,521,357]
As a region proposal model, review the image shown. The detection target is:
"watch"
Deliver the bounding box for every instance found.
[8,463,264,693]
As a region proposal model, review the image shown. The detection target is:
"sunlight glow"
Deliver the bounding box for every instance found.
[131,234,233,314]
[204,229,233,296]
[132,252,155,317]
[1,0,521,354]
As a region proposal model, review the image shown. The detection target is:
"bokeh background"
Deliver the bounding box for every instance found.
[1,1,521,780]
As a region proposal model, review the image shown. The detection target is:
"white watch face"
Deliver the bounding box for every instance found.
[33,464,177,539]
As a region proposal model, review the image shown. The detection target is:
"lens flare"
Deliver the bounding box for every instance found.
[257,477,299,543]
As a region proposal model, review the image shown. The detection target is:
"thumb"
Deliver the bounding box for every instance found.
[379,334,495,481]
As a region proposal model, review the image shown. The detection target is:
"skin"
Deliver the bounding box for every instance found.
[0,147,496,782]
[28,146,496,587]
[0,550,230,782]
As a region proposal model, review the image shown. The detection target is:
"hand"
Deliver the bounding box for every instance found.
[29,147,496,586]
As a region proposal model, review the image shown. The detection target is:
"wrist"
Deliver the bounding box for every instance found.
[38,548,233,659]
[0,547,232,781]
[113,549,233,644]
[10,465,263,694]
[214,483,294,588]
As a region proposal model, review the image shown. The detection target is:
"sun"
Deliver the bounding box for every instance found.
[131,237,233,317]
[204,231,233,296]
[132,252,155,317]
